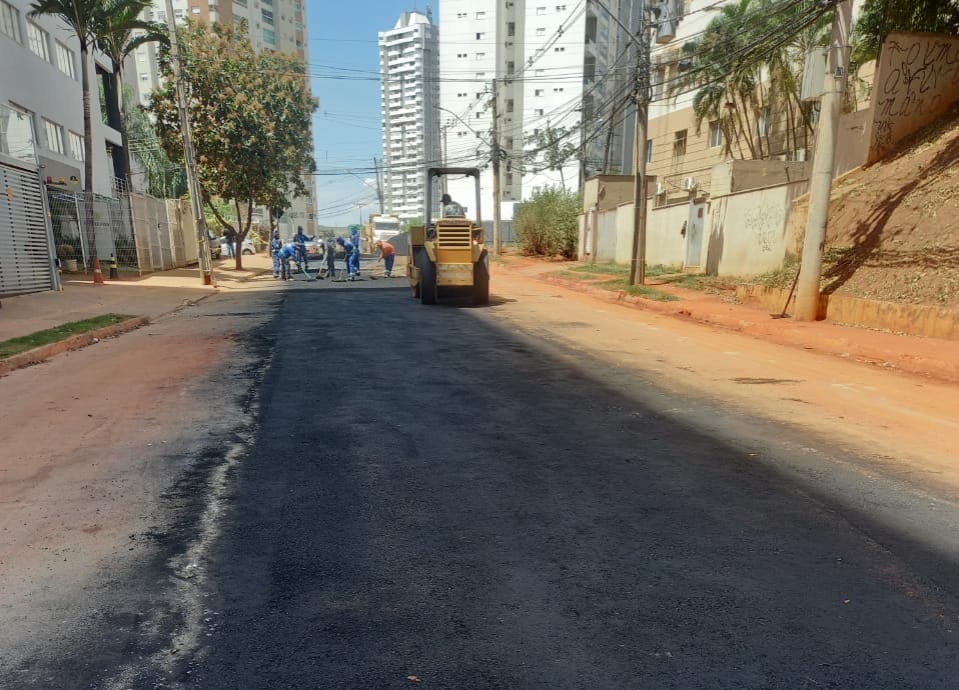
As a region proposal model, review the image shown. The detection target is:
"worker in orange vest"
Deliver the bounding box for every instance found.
[375,240,396,278]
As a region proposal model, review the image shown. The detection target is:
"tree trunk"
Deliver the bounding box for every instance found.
[114,70,139,257]
[80,42,96,265]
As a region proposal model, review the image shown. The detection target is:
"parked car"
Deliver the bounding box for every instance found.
[287,235,324,260]
[218,236,256,256]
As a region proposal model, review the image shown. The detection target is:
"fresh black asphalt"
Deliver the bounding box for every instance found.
[6,281,958,689]
[184,285,959,688]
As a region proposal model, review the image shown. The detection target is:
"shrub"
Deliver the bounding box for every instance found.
[515,186,581,258]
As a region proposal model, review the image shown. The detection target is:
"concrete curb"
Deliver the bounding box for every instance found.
[541,274,959,383]
[0,316,150,377]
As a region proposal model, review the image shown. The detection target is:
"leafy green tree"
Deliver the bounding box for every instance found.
[515,186,580,258]
[149,21,317,268]
[671,0,829,160]
[851,0,959,69]
[122,86,185,197]
[29,0,102,262]
[93,0,166,190]
[525,124,579,190]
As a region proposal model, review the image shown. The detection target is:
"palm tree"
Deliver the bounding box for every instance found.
[93,0,166,193]
[29,0,103,265]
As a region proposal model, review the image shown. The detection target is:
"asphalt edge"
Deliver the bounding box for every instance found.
[539,273,959,384]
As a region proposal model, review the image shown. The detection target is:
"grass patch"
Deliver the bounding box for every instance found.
[0,314,133,359]
[555,269,600,281]
[593,278,680,301]
[568,262,680,278]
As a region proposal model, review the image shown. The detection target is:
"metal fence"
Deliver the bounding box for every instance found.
[47,186,139,271]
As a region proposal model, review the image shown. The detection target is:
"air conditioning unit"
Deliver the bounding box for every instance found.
[655,182,666,196]
[683,177,698,191]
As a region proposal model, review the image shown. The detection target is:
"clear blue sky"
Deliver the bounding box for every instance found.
[307,1,424,227]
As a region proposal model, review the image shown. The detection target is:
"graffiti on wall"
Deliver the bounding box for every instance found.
[744,201,781,252]
[870,33,959,162]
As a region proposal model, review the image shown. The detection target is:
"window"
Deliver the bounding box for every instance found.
[263,27,275,44]
[475,32,484,40]
[68,131,83,160]
[232,0,245,7]
[55,42,75,79]
[43,119,64,155]
[475,52,485,60]
[556,4,567,10]
[646,140,653,163]
[456,12,466,18]
[191,7,200,13]
[536,6,546,15]
[262,9,274,25]
[673,129,687,157]
[457,91,467,98]
[534,108,544,116]
[553,87,564,93]
[554,46,565,52]
[534,89,543,96]
[708,120,723,148]
[475,71,485,78]
[457,52,467,58]
[506,99,514,113]
[476,111,483,119]
[507,21,515,37]
[506,61,515,74]
[475,11,485,18]
[27,22,49,61]
[536,27,545,36]
[0,0,21,43]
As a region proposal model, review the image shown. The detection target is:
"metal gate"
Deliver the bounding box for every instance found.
[0,162,57,296]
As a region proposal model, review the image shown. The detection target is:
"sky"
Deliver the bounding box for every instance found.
[306,0,424,228]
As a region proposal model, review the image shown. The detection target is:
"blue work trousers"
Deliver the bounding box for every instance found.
[295,245,309,270]
[383,253,395,275]
[272,251,281,277]
[348,250,361,276]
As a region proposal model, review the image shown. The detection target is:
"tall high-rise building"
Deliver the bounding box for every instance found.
[437,1,641,220]
[127,0,316,235]
[378,11,440,221]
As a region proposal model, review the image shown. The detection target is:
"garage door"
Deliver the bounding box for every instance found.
[0,163,56,296]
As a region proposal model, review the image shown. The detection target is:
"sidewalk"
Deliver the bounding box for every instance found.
[0,256,274,344]
[497,255,959,384]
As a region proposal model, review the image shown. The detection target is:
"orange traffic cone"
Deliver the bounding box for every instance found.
[92,257,105,285]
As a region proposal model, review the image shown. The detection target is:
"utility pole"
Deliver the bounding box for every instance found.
[794,0,853,320]
[163,0,214,286]
[373,157,385,215]
[628,5,652,287]
[490,78,502,256]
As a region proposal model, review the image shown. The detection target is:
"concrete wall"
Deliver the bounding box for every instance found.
[645,202,687,268]
[706,182,806,276]
[582,175,635,211]
[869,32,959,163]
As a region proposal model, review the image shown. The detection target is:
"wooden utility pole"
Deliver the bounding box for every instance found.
[491,78,502,256]
[794,0,853,320]
[163,0,215,286]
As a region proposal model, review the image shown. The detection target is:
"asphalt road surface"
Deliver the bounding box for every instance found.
[4,277,959,689]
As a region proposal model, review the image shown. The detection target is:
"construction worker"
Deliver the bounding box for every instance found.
[375,239,396,277]
[324,237,336,278]
[270,229,283,278]
[293,226,310,273]
[348,225,362,277]
[336,236,358,280]
[277,242,296,280]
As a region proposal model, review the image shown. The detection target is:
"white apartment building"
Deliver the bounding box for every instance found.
[438,0,646,221]
[378,11,440,221]
[1,0,124,198]
[127,0,317,235]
